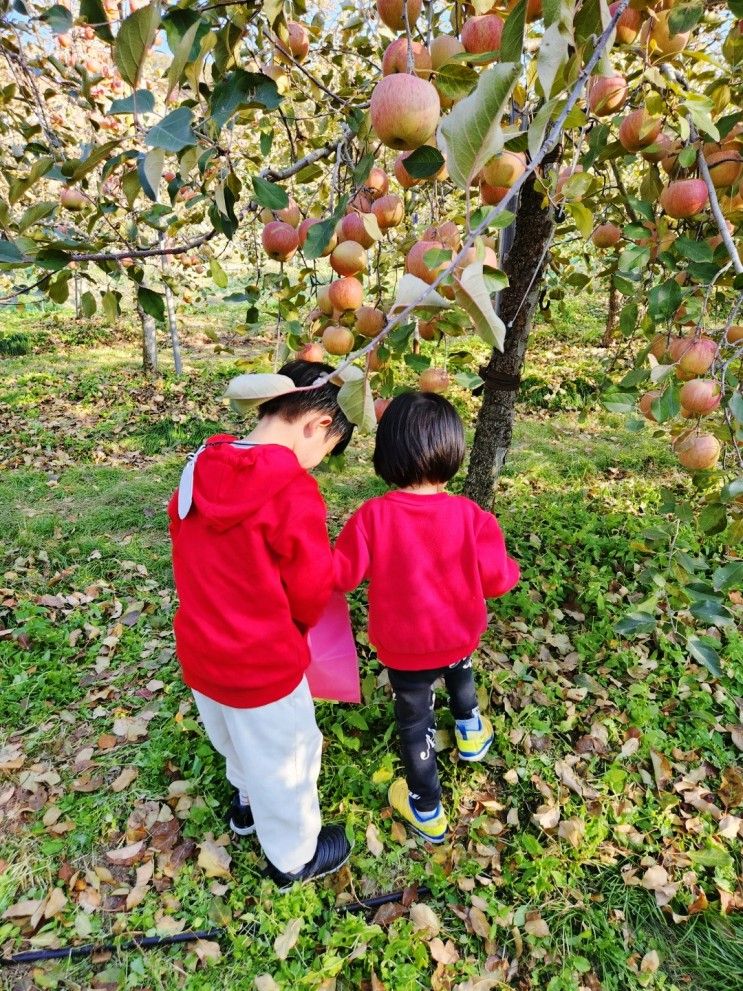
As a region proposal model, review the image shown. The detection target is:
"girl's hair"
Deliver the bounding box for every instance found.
[373,392,465,488]
[258,359,355,456]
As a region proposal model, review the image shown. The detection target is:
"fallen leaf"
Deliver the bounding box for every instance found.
[650,750,673,792]
[97,734,117,750]
[105,840,145,866]
[274,918,302,960]
[718,814,742,840]
[150,817,181,852]
[390,820,408,844]
[469,906,491,939]
[719,767,743,808]
[620,737,640,759]
[254,977,281,991]
[688,891,709,914]
[409,902,440,937]
[640,950,660,973]
[194,939,221,964]
[429,937,460,964]
[641,865,669,891]
[366,822,384,857]
[197,839,231,879]
[3,899,44,920]
[111,767,138,793]
[558,817,586,849]
[155,913,186,936]
[524,917,550,938]
[372,901,407,926]
[370,971,387,991]
[532,804,560,830]
[43,889,67,919]
[555,759,598,799]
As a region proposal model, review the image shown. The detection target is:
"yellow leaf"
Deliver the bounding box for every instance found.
[428,937,460,964]
[274,917,302,960]
[43,888,67,919]
[469,906,491,939]
[409,902,440,937]
[524,917,550,937]
[640,950,660,973]
[366,822,384,858]
[197,839,232,879]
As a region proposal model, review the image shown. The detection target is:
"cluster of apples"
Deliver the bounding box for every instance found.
[638,328,742,471]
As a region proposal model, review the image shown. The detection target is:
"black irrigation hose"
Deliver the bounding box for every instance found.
[0,886,431,967]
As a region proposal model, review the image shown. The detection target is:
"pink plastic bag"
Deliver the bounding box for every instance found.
[306,591,361,703]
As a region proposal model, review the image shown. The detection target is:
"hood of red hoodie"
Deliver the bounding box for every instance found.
[186,434,306,533]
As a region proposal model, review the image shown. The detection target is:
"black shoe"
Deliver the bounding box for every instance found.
[264,824,352,891]
[228,792,256,837]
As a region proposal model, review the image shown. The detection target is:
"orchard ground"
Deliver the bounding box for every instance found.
[1,297,742,991]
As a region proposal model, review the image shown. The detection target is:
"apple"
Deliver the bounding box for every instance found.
[277,197,301,228]
[296,342,325,362]
[646,11,690,59]
[298,217,337,256]
[430,34,465,70]
[406,239,447,283]
[262,221,299,262]
[356,306,386,338]
[618,108,662,153]
[419,368,450,393]
[374,397,391,421]
[317,284,334,316]
[370,75,441,151]
[371,193,404,228]
[423,221,461,251]
[366,167,390,200]
[638,390,662,421]
[591,222,622,248]
[679,379,721,415]
[330,240,367,277]
[660,179,709,219]
[322,325,355,355]
[60,186,87,210]
[674,432,721,470]
[704,148,743,189]
[368,347,389,372]
[417,319,439,341]
[340,212,376,249]
[382,39,432,78]
[669,334,716,376]
[610,1,643,44]
[461,15,504,61]
[376,0,422,31]
[393,153,421,189]
[480,179,511,205]
[481,151,526,188]
[726,325,743,344]
[328,277,364,312]
[587,74,628,117]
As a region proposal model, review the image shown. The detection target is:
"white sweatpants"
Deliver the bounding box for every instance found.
[192,677,322,874]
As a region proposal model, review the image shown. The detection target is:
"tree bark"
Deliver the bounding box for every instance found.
[464,173,556,509]
[601,277,618,347]
[139,303,158,377]
[159,239,183,375]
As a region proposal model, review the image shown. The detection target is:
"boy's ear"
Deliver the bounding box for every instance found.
[305,413,333,436]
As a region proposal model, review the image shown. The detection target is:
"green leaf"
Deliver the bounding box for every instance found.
[210,70,282,129]
[675,236,712,262]
[650,384,680,423]
[209,258,228,289]
[138,286,165,322]
[17,201,56,232]
[528,97,560,160]
[115,2,160,88]
[251,175,288,210]
[687,636,722,677]
[689,846,734,870]
[402,145,446,180]
[166,19,200,100]
[699,502,728,535]
[453,262,506,351]
[454,371,485,390]
[648,279,682,321]
[537,13,573,100]
[729,391,743,424]
[435,63,478,101]
[137,148,164,202]
[80,0,114,43]
[47,271,70,304]
[423,247,453,269]
[338,376,376,433]
[304,218,336,260]
[8,156,54,205]
[619,302,638,335]
[567,202,593,239]
[41,4,72,35]
[122,169,141,208]
[352,153,375,187]
[720,477,743,503]
[145,108,197,152]
[108,90,156,116]
[668,2,704,34]
[80,291,96,318]
[500,0,527,63]
[614,611,656,636]
[438,61,521,189]
[70,140,120,183]
[678,145,697,168]
[101,290,121,321]
[713,562,743,592]
[0,239,25,264]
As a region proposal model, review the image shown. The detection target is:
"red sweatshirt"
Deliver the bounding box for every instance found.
[168,436,333,708]
[334,491,519,670]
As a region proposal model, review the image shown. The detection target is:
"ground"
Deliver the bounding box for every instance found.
[0,297,742,991]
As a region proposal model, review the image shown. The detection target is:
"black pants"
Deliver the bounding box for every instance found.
[387,657,477,812]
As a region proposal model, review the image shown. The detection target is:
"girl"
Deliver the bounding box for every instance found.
[334,391,520,842]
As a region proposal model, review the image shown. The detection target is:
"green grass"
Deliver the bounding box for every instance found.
[0,303,741,991]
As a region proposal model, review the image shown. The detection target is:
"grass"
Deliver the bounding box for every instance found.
[0,298,741,991]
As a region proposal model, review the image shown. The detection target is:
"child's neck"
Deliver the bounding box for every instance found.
[399,482,446,495]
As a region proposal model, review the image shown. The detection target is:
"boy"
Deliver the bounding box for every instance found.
[168,360,354,888]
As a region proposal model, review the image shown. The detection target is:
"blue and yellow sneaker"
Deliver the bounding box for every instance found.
[388,779,448,843]
[455,713,494,761]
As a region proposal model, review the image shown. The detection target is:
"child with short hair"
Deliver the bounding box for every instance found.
[334,392,519,842]
[168,360,354,887]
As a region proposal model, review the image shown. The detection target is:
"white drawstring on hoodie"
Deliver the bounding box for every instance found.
[177,441,257,520]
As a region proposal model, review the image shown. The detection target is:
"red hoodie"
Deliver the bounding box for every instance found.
[168,435,333,708]
[334,491,519,670]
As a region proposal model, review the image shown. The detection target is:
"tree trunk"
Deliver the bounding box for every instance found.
[464,173,556,508]
[601,277,618,347]
[159,241,183,375]
[139,303,158,377]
